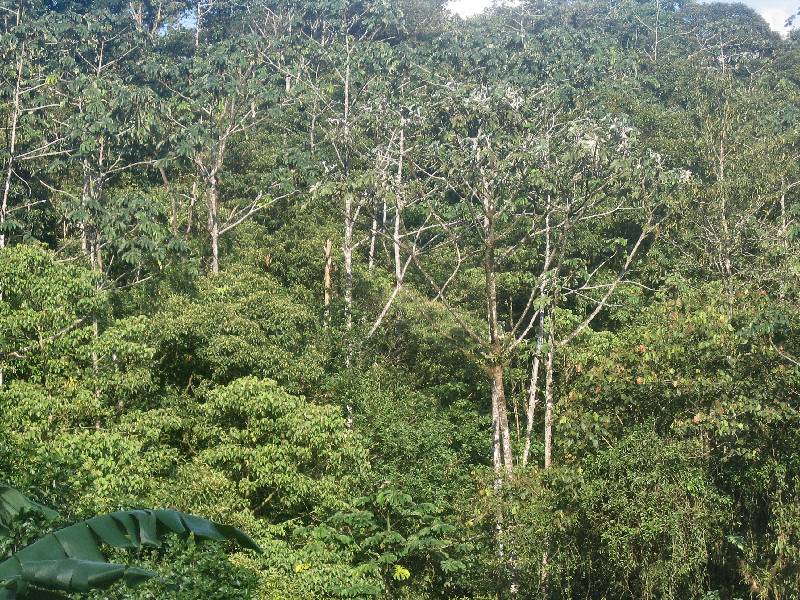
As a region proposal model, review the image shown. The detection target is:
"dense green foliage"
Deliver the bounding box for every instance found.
[0,484,259,598]
[0,0,798,597]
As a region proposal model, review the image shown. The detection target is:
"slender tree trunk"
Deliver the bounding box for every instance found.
[543,319,555,469]
[207,177,220,274]
[368,209,377,271]
[652,0,660,63]
[780,192,788,250]
[491,391,507,596]
[195,3,202,48]
[381,197,388,260]
[0,52,22,249]
[715,104,734,299]
[366,125,408,339]
[540,316,556,594]
[187,178,198,234]
[522,310,545,467]
[393,125,405,287]
[159,166,177,233]
[479,190,517,593]
[323,238,333,324]
[392,198,402,284]
[343,193,354,332]
[341,36,354,335]
[80,160,92,258]
[524,211,553,468]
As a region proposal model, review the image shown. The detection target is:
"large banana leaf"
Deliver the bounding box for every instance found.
[0,487,58,538]
[0,507,261,599]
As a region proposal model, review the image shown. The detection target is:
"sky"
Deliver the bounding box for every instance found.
[447,0,797,33]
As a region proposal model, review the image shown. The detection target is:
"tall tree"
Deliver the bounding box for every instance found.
[411,82,673,479]
[0,1,66,248]
[154,24,287,273]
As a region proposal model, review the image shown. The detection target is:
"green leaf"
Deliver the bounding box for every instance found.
[0,486,59,538]
[0,504,261,598]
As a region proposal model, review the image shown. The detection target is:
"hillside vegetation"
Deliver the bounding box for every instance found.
[1,0,799,598]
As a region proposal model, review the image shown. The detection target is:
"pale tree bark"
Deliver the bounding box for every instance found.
[186,178,198,233]
[340,36,355,336]
[159,45,277,273]
[207,175,220,274]
[522,209,553,467]
[483,185,514,473]
[158,165,178,233]
[368,208,377,271]
[129,0,167,39]
[539,308,556,591]
[542,317,556,470]
[201,143,225,275]
[393,125,405,288]
[343,192,354,332]
[521,311,544,468]
[403,84,667,599]
[1,31,66,248]
[367,122,413,338]
[324,238,333,324]
[194,0,216,48]
[717,107,733,283]
[0,48,22,250]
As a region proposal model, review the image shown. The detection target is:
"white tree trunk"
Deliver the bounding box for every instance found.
[543,323,555,469]
[522,311,545,467]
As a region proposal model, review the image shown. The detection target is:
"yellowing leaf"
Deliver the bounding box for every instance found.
[392,565,411,581]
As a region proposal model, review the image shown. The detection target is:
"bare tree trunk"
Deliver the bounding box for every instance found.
[780,192,788,250]
[491,390,508,595]
[0,51,22,249]
[484,194,513,472]
[540,317,556,594]
[392,199,402,282]
[543,319,555,469]
[323,238,333,324]
[381,197,388,260]
[492,387,503,474]
[195,2,202,48]
[0,56,13,384]
[719,130,731,280]
[343,193,354,332]
[80,159,93,259]
[186,179,198,234]
[366,125,408,339]
[159,166,177,233]
[393,125,405,287]
[522,310,545,467]
[490,363,514,473]
[341,36,354,335]
[653,0,660,63]
[207,178,220,274]
[368,209,377,271]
